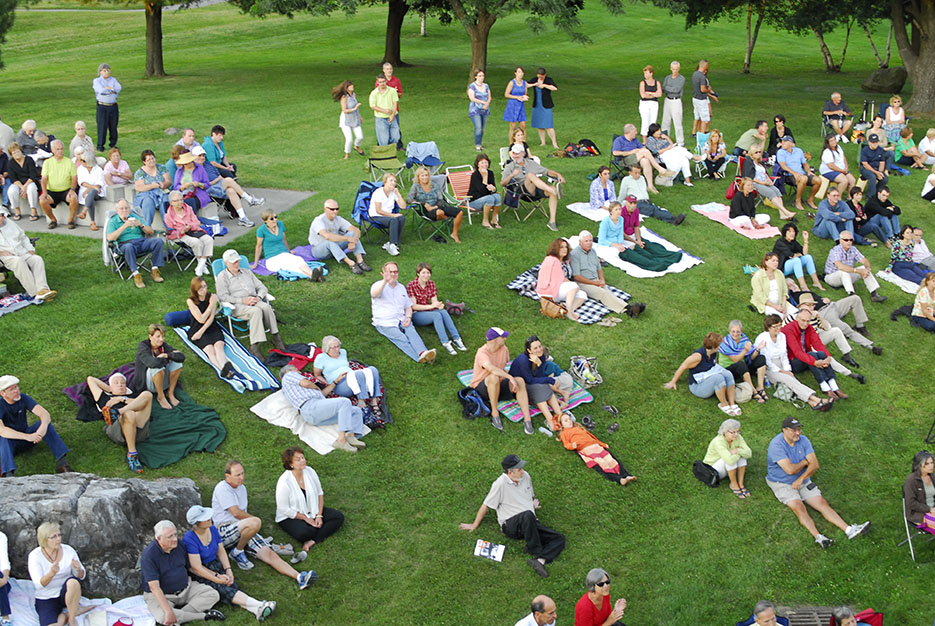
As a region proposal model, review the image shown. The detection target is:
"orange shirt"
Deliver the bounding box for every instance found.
[468,343,509,388]
[559,425,608,451]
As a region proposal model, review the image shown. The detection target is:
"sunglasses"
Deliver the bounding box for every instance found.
[326,207,340,212]
[595,579,610,587]
[840,238,853,242]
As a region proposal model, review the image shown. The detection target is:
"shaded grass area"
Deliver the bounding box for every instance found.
[0,3,933,624]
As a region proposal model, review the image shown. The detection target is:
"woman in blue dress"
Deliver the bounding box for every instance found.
[502,66,530,144]
[531,67,558,149]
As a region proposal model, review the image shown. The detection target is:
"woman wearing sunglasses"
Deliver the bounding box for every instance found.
[575,567,628,626]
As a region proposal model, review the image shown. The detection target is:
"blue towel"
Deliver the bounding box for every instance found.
[172,325,281,393]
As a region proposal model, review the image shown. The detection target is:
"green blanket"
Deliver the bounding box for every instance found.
[619,240,684,272]
[136,390,227,469]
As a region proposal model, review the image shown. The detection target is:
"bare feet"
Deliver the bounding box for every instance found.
[620,476,638,486]
[302,540,317,551]
[813,283,826,291]
[649,186,660,194]
[157,396,172,410]
[452,236,462,243]
[168,394,180,407]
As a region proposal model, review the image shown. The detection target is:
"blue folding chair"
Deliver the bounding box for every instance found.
[351,180,409,244]
[210,254,276,340]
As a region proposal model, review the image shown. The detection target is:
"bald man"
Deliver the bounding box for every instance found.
[514,595,557,626]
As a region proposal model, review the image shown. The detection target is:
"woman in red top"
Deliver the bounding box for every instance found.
[406,263,466,356]
[574,568,628,626]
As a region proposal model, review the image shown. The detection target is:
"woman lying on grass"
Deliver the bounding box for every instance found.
[557,413,636,487]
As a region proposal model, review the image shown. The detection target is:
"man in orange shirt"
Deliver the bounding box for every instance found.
[467,327,533,433]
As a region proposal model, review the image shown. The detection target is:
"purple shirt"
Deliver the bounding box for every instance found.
[824,244,866,275]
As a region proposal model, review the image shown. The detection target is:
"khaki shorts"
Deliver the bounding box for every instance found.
[104,417,151,445]
[766,478,821,504]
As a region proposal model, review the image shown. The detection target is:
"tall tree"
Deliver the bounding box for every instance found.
[890,0,935,114]
[0,0,14,69]
[144,0,166,76]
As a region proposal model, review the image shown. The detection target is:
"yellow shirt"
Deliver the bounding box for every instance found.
[41,156,77,192]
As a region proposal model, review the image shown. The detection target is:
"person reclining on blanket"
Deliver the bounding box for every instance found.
[616,164,686,225]
[308,198,371,275]
[558,413,637,486]
[598,198,683,272]
[86,372,152,474]
[468,327,534,433]
[280,365,365,454]
[216,248,286,359]
[211,460,318,589]
[500,143,565,232]
[134,323,185,410]
[570,230,646,320]
[313,335,384,416]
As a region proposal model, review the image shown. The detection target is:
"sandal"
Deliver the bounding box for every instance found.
[718,404,733,416]
[731,487,747,499]
[607,422,619,434]
[29,211,39,221]
[492,222,502,229]
[596,319,616,327]
[741,488,751,497]
[811,398,834,412]
[601,404,619,418]
[728,405,742,416]
[754,389,768,403]
[11,213,21,221]
[580,415,595,430]
[89,222,98,231]
[483,223,495,230]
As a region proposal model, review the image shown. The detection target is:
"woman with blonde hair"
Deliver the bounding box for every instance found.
[332,80,364,160]
[368,172,406,256]
[406,165,463,243]
[912,272,935,332]
[27,522,92,626]
[701,128,727,179]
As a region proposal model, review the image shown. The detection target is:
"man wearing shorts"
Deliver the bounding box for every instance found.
[766,417,870,548]
[38,140,78,229]
[211,460,317,589]
[691,59,717,135]
[86,372,152,474]
[468,327,533,433]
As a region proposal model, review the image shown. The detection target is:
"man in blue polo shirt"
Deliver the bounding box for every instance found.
[766,417,870,548]
[0,375,70,476]
[859,133,889,198]
[141,520,225,624]
[611,123,672,194]
[777,136,820,211]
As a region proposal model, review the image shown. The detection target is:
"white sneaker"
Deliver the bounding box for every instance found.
[453,338,467,351]
[839,134,849,144]
[387,242,400,256]
[845,521,870,539]
[382,241,391,251]
[442,341,457,355]
[250,196,266,206]
[238,217,255,227]
[195,259,206,276]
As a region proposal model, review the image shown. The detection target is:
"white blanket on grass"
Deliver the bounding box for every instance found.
[876,269,921,295]
[250,390,370,456]
[8,578,156,626]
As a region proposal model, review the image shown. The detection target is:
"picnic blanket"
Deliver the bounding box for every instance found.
[456,365,593,422]
[876,269,921,295]
[251,244,327,276]
[565,202,610,222]
[134,389,226,468]
[507,264,631,325]
[8,577,156,626]
[565,232,702,279]
[690,202,781,239]
[250,390,372,456]
[171,324,282,393]
[0,292,40,317]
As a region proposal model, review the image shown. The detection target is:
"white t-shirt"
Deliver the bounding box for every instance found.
[918,136,935,159]
[77,165,106,204]
[515,613,555,626]
[212,480,248,526]
[371,280,412,327]
[369,187,401,218]
[922,174,935,201]
[28,544,85,599]
[819,147,846,175]
[0,531,9,573]
[308,213,354,247]
[754,331,791,372]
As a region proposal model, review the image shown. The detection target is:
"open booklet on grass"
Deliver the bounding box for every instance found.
[474,539,505,562]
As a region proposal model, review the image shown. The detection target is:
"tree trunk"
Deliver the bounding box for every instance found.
[383,0,410,67]
[812,27,838,72]
[837,19,852,71]
[144,1,165,77]
[420,11,426,36]
[889,0,935,114]
[885,22,892,67]
[466,11,496,75]
[864,23,885,68]
[742,1,765,74]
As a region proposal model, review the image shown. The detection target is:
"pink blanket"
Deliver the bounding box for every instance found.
[691,203,780,240]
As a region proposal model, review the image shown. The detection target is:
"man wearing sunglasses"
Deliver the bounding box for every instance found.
[308,199,371,275]
[823,231,888,303]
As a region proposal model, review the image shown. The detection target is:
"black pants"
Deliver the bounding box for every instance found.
[704,157,725,177]
[277,507,345,544]
[590,450,632,484]
[726,354,766,383]
[500,510,565,563]
[791,351,835,385]
[96,103,119,150]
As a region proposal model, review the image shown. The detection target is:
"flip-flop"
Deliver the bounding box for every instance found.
[607,422,619,434]
[606,317,624,324]
[718,404,733,416]
[11,214,21,221]
[29,213,39,221]
[493,223,502,229]
[741,488,751,497]
[580,415,595,430]
[483,224,495,230]
[596,319,616,327]
[731,487,747,499]
[601,404,619,417]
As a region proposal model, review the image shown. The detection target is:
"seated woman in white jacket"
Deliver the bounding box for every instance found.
[754,314,833,412]
[275,446,345,553]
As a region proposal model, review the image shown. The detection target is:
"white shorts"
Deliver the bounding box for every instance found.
[692,98,710,122]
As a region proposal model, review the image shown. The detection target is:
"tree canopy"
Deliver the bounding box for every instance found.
[0,0,15,69]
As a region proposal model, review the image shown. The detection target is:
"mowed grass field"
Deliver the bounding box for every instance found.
[1,3,934,623]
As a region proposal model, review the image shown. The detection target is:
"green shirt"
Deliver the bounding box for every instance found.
[369,87,398,120]
[735,128,763,153]
[106,212,146,244]
[895,137,915,162]
[703,433,753,467]
[41,156,77,192]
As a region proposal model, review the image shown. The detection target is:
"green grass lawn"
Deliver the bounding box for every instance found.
[1,3,933,624]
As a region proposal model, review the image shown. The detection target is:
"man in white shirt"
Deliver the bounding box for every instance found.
[912,226,935,270]
[371,261,435,363]
[617,165,685,225]
[918,128,935,165]
[514,595,557,626]
[0,209,56,299]
[308,198,371,274]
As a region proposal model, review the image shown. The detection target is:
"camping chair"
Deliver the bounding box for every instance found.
[826,609,883,626]
[405,141,445,177]
[736,615,789,626]
[609,134,629,180]
[502,177,549,223]
[368,145,406,183]
[101,209,159,281]
[350,180,409,244]
[412,174,456,241]
[444,165,475,224]
[693,132,710,179]
[898,491,935,562]
[210,254,276,341]
[164,231,197,273]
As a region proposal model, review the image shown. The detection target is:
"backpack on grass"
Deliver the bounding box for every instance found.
[458,386,490,420]
[692,460,720,487]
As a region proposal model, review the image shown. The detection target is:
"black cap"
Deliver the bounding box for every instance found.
[501,454,526,472]
[781,417,802,430]
[868,133,879,142]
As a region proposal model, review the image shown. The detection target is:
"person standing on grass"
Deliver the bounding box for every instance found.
[660,60,685,146]
[691,59,717,136]
[369,75,400,148]
[332,80,364,160]
[530,68,558,149]
[93,63,121,152]
[766,417,870,548]
[467,69,491,151]
[376,63,404,150]
[460,454,566,579]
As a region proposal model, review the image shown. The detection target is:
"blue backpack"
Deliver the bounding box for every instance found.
[457,386,490,420]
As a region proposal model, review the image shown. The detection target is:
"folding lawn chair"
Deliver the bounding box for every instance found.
[444,165,474,224]
[210,254,276,341]
[736,615,789,626]
[405,141,445,176]
[350,180,409,244]
[825,609,883,626]
[368,145,406,182]
[101,209,159,281]
[609,134,629,181]
[693,132,710,179]
[165,235,197,273]
[412,174,456,241]
[503,177,548,222]
[898,491,935,562]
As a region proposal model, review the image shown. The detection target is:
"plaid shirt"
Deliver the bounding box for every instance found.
[406,279,437,306]
[824,244,865,275]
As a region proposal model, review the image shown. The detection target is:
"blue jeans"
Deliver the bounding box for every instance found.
[857,215,888,244]
[913,316,935,333]
[0,178,11,207]
[812,219,853,242]
[119,237,165,273]
[374,117,400,147]
[688,366,734,398]
[636,199,675,223]
[470,111,489,145]
[370,214,405,245]
[412,309,460,344]
[375,322,428,362]
[299,397,363,435]
[310,239,364,263]
[469,193,502,210]
[0,420,70,475]
[0,576,9,616]
[859,166,888,197]
[134,189,168,226]
[333,367,382,400]
[892,261,932,284]
[874,213,900,239]
[783,254,817,278]
[791,351,835,385]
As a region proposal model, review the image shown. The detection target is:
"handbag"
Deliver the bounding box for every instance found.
[724,181,737,200]
[539,296,567,319]
[692,460,720,487]
[772,382,807,409]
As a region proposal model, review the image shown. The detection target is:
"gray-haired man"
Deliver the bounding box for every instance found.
[570,230,645,320]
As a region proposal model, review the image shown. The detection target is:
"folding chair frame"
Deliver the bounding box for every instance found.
[166,235,197,273]
[368,145,406,183]
[898,492,935,562]
[210,255,277,341]
[445,165,475,224]
[503,178,549,222]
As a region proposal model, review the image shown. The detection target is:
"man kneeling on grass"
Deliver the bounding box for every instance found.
[460,454,565,578]
[87,372,152,473]
[766,416,870,548]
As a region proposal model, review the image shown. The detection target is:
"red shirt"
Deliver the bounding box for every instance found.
[574,593,610,626]
[406,279,437,306]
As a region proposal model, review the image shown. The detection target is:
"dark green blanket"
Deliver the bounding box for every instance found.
[136,390,226,469]
[619,240,683,272]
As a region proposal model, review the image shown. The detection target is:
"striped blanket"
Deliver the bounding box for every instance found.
[507,264,630,325]
[456,365,593,422]
[172,324,281,393]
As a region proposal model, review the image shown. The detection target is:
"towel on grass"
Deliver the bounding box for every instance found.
[171,325,281,393]
[690,202,781,239]
[0,292,41,317]
[250,390,371,456]
[135,389,226,469]
[565,232,703,278]
[456,365,593,422]
[565,202,610,222]
[876,269,921,294]
[507,264,630,325]
[251,245,327,276]
[8,577,156,626]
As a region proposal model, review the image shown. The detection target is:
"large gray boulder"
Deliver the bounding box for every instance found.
[861,66,909,94]
[0,473,200,598]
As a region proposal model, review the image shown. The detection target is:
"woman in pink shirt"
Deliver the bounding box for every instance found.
[536,238,586,321]
[164,190,214,276]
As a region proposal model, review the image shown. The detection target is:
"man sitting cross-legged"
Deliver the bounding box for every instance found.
[86,372,152,473]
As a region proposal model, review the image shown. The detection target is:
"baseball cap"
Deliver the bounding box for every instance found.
[222,249,240,264]
[486,327,509,341]
[186,505,213,525]
[868,133,879,142]
[781,417,802,430]
[781,135,794,142]
[501,454,526,472]
[624,194,637,203]
[0,375,20,392]
[191,146,206,157]
[510,143,525,154]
